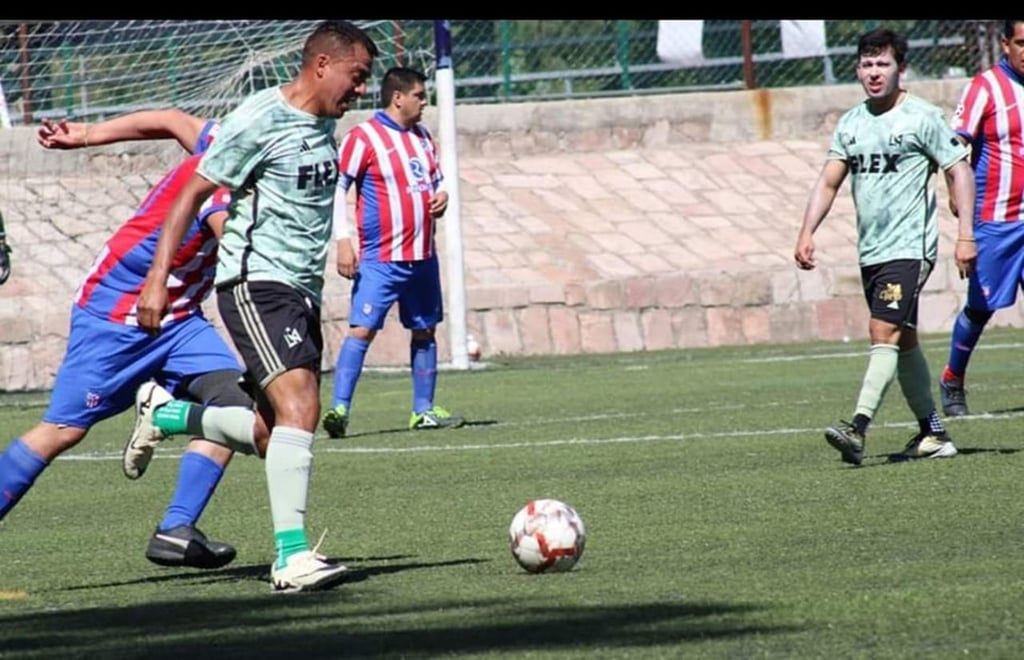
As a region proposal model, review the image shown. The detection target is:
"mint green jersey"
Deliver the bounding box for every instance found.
[198,86,338,304]
[828,93,969,266]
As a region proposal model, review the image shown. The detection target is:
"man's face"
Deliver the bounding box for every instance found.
[394,81,428,125]
[317,43,373,118]
[1001,22,1024,77]
[856,45,902,101]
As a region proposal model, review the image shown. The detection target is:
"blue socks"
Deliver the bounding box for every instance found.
[411,338,438,414]
[331,335,439,414]
[332,336,370,410]
[946,308,991,379]
[0,439,49,520]
[159,451,224,531]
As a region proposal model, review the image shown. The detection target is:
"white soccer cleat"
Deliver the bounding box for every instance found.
[891,432,958,462]
[122,380,173,480]
[271,551,349,593]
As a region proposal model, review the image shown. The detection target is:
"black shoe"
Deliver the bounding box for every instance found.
[939,379,969,417]
[824,420,865,466]
[146,525,237,570]
[322,405,348,439]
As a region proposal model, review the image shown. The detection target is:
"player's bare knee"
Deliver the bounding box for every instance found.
[349,326,375,342]
[411,328,435,342]
[21,423,87,460]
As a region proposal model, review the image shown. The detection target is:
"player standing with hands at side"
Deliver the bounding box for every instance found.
[133,20,378,592]
[937,20,1024,417]
[322,67,465,438]
[794,28,977,466]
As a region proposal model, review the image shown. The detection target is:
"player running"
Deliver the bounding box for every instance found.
[0,110,269,569]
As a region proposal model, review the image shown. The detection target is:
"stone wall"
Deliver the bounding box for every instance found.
[1,78,1001,391]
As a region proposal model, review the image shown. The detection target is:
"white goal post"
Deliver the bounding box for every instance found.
[433,20,469,370]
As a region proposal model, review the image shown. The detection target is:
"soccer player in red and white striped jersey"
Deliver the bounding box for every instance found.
[324,66,465,437]
[940,20,1024,416]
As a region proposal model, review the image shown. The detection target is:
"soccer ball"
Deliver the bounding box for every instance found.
[508,499,586,573]
[466,334,482,361]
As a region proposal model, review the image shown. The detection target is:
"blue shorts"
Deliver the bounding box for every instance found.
[967,221,1024,311]
[348,256,443,331]
[44,306,243,429]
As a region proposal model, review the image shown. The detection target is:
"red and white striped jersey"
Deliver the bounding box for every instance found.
[951,58,1024,223]
[337,110,443,262]
[74,120,230,327]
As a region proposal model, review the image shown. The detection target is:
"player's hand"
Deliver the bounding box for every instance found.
[430,191,449,218]
[336,238,358,279]
[36,118,89,150]
[136,276,169,334]
[954,238,977,280]
[794,234,816,270]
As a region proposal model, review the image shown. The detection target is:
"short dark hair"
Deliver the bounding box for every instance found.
[857,28,908,66]
[379,66,427,108]
[1004,20,1024,39]
[302,20,379,67]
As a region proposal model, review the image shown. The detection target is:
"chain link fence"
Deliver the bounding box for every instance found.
[0,20,1006,125]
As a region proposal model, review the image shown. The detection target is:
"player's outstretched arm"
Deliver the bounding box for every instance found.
[37,108,206,154]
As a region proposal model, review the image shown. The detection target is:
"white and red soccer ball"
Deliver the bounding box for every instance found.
[509,498,586,573]
[466,335,482,362]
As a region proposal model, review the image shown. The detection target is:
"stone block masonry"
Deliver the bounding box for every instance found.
[0,79,981,391]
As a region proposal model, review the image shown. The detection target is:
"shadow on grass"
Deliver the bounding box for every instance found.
[56,556,488,591]
[824,443,1023,468]
[876,446,1022,465]
[1,596,797,659]
[344,419,499,439]
[981,406,1024,415]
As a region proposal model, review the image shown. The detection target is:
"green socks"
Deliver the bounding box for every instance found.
[897,345,938,419]
[265,426,314,568]
[854,343,899,420]
[152,400,195,435]
[274,529,309,570]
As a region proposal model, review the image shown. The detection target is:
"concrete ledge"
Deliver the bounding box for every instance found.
[0,79,984,391]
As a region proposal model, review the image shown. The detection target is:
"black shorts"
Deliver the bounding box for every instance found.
[216,280,323,389]
[860,259,933,328]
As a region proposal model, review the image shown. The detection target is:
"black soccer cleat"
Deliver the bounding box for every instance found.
[824,420,865,466]
[939,379,969,417]
[145,525,237,570]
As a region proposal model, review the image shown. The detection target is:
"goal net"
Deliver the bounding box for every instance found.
[0,20,437,124]
[0,18,438,265]
[0,20,441,389]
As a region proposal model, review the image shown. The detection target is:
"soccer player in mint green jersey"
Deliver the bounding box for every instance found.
[134,20,378,593]
[794,28,977,467]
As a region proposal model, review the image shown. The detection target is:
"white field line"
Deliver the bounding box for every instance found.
[738,341,1024,364]
[56,408,1024,463]
[5,341,1024,408]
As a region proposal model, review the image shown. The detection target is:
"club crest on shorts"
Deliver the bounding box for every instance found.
[84,390,101,408]
[876,282,901,304]
[283,327,302,349]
